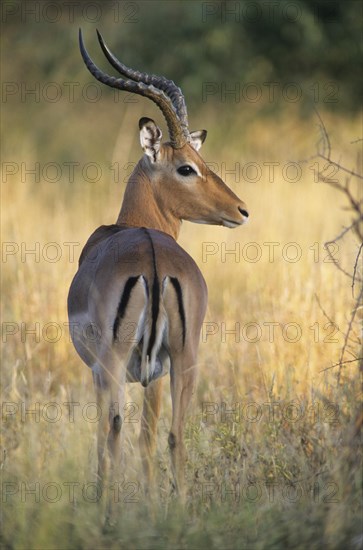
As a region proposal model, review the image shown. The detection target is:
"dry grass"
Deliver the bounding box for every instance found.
[1,107,362,549]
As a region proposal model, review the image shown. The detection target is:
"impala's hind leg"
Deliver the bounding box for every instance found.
[93,370,109,492]
[139,377,163,497]
[93,348,127,524]
[168,357,197,501]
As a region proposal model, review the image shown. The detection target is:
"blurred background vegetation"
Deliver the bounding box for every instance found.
[3,0,362,109]
[2,0,362,166]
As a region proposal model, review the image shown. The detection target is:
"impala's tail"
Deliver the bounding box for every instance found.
[139,228,169,387]
[139,274,168,387]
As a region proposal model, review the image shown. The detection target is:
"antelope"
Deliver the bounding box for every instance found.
[68,29,249,518]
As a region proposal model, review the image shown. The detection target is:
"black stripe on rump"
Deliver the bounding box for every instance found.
[113,276,140,342]
[142,229,160,358]
[170,277,186,347]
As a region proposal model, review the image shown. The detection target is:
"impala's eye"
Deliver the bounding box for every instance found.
[177,165,196,177]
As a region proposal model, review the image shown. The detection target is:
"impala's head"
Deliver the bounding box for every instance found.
[138,117,248,227]
[79,29,249,229]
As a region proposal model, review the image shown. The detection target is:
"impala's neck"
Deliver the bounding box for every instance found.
[116,159,181,240]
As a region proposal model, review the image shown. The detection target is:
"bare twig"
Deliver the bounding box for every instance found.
[337,286,363,384]
[352,242,363,297]
[324,219,363,282]
[318,154,363,180]
[319,357,363,374]
[308,112,363,384]
[314,293,345,337]
[314,107,331,158]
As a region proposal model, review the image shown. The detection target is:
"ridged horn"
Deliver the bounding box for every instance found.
[79,29,190,149]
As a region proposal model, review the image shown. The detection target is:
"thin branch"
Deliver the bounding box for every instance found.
[312,107,362,180]
[352,242,363,297]
[314,293,345,337]
[324,219,363,282]
[314,106,331,158]
[327,219,361,243]
[319,357,363,374]
[318,154,363,183]
[337,285,363,384]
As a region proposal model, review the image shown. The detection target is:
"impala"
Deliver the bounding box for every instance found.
[68,29,249,518]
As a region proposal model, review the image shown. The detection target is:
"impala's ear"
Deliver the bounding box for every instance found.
[139,117,162,162]
[189,129,207,151]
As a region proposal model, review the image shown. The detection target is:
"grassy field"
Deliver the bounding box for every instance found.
[2,78,362,550]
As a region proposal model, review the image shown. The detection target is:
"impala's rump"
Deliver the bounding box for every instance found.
[68,225,205,387]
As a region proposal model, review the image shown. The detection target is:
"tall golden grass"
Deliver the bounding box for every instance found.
[1,104,362,548]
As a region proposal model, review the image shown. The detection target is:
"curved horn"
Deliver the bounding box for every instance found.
[96,30,189,134]
[79,29,189,148]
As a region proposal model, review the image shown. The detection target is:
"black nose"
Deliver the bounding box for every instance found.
[239,207,249,218]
